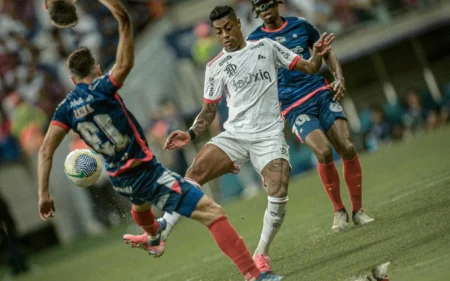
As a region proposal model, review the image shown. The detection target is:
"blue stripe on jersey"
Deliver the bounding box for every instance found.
[247,17,327,111]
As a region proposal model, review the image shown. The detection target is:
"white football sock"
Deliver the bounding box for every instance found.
[254,196,288,255]
[161,178,202,242]
[161,211,181,241]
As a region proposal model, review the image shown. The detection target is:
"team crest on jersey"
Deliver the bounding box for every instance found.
[330,102,343,112]
[225,64,238,77]
[275,36,286,43]
[292,34,298,38]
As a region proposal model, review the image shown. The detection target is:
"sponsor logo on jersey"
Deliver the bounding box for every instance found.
[290,46,304,55]
[292,33,298,38]
[275,36,286,43]
[330,102,343,112]
[225,64,238,77]
[231,70,272,91]
[258,55,266,60]
[250,41,264,50]
[219,55,232,66]
[208,77,215,96]
[70,97,85,108]
[273,43,290,59]
[113,186,133,194]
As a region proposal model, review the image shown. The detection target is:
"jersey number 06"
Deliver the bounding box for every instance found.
[77,114,130,156]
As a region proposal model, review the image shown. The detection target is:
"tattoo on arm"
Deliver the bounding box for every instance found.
[190,103,218,136]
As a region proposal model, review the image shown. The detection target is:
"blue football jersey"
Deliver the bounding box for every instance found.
[51,73,153,176]
[247,17,329,115]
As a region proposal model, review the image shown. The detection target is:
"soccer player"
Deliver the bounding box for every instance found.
[139,4,333,274]
[247,0,374,233]
[45,0,78,28]
[37,1,282,280]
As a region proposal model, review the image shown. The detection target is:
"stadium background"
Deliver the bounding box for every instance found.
[0,0,449,280]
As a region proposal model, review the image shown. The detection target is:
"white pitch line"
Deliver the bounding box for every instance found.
[383,174,450,204]
[150,253,223,281]
[401,253,450,271]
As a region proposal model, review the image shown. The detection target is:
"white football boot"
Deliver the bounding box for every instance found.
[352,209,375,226]
[332,209,349,233]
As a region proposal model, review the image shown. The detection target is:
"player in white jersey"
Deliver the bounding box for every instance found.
[162,5,333,273]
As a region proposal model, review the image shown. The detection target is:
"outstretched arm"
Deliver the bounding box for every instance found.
[163,102,218,150]
[37,125,67,220]
[99,0,134,85]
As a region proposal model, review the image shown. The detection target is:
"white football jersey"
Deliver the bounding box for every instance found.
[203,38,301,138]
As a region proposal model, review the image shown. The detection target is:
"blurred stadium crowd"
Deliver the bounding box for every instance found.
[0,0,158,163]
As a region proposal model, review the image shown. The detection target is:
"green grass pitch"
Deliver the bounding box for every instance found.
[4,126,450,281]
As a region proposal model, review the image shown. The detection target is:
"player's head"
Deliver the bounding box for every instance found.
[209,5,244,52]
[45,0,78,28]
[67,47,101,84]
[252,0,283,24]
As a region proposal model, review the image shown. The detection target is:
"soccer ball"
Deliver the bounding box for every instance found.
[64,149,102,188]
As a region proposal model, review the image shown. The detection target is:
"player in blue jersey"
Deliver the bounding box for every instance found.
[247,0,374,237]
[37,1,282,280]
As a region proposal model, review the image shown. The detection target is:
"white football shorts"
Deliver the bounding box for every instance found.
[207,131,290,174]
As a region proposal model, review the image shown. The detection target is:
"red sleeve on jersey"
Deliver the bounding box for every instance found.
[108,73,122,89]
[203,97,223,104]
[50,120,70,132]
[289,55,301,70]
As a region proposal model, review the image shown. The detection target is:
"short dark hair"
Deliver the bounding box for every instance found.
[209,5,237,26]
[67,47,96,79]
[48,0,78,28]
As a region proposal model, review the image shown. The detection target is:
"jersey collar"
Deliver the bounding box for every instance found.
[222,41,250,55]
[261,17,288,33]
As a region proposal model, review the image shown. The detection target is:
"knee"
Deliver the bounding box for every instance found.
[193,196,225,225]
[314,145,334,163]
[336,140,356,159]
[203,201,226,226]
[207,201,225,220]
[267,176,289,198]
[186,161,208,185]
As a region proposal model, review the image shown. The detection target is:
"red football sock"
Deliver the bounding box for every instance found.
[131,208,159,236]
[318,162,345,212]
[343,155,363,212]
[208,216,260,281]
